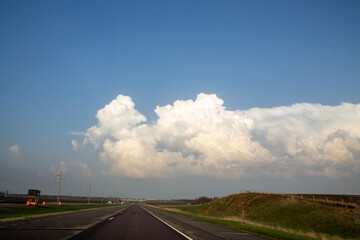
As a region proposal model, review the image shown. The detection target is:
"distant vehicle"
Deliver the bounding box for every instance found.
[27,189,41,206]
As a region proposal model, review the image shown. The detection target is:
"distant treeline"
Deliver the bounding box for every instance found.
[145,196,217,206]
[145,199,193,206]
[0,194,121,204]
[193,196,217,204]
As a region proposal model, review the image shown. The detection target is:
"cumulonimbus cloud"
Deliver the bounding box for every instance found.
[73,93,360,179]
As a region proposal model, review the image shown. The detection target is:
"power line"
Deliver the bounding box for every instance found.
[0,164,55,182]
[63,181,85,193]
[56,170,64,204]
[88,183,91,204]
[101,190,104,204]
[0,171,86,196]
[0,165,96,197]
[0,177,54,188]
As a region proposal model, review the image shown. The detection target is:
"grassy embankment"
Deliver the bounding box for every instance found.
[158,193,360,240]
[0,204,121,221]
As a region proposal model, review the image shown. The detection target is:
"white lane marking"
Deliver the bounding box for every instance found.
[109,217,114,221]
[142,207,193,240]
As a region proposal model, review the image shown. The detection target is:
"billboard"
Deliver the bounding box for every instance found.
[28,189,41,196]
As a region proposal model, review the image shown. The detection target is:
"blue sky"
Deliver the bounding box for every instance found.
[1,0,359,199]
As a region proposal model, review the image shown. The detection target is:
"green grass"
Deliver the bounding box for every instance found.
[166,193,360,239]
[0,204,120,221]
[158,207,317,240]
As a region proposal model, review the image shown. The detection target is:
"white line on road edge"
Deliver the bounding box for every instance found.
[142,207,193,240]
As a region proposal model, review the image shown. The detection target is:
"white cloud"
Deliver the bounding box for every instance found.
[74,93,360,179]
[71,140,80,151]
[68,160,93,177]
[51,160,93,177]
[8,144,21,157]
[85,94,146,149]
[51,161,67,174]
[69,131,86,136]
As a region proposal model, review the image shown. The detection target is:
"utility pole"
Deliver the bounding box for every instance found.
[56,170,63,204]
[101,190,104,204]
[87,184,91,204]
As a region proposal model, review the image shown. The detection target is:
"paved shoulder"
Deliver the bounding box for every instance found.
[143,206,269,240]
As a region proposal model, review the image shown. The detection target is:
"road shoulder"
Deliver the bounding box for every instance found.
[143,205,268,240]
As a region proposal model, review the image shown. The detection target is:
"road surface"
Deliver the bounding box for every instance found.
[72,205,268,240]
[1,204,269,240]
[141,206,268,240]
[0,205,127,240]
[73,204,187,240]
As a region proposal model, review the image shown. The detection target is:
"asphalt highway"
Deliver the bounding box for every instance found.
[73,204,187,240]
[1,204,269,240]
[144,206,268,240]
[72,205,268,240]
[0,205,127,240]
